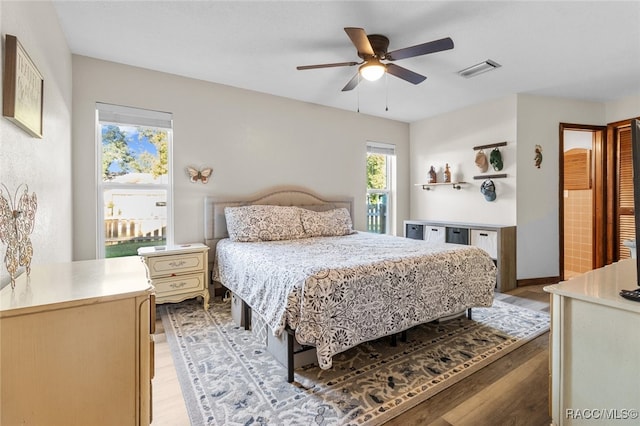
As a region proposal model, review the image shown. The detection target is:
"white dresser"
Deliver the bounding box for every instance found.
[0,257,154,426]
[138,243,210,310]
[544,259,640,425]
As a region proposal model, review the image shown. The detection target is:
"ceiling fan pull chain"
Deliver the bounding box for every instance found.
[385,72,389,112]
[357,74,360,113]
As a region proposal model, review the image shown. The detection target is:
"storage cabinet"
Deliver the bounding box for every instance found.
[138,243,210,310]
[446,227,469,245]
[470,229,498,259]
[0,257,154,426]
[544,260,640,426]
[404,220,516,291]
[424,225,446,243]
[406,223,425,240]
[406,223,447,243]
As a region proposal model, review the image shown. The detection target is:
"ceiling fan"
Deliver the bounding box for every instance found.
[297,27,454,91]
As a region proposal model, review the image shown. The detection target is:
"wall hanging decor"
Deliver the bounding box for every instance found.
[186,166,213,184]
[535,145,543,168]
[0,184,37,288]
[2,34,44,138]
[473,141,506,177]
[475,149,488,172]
[480,179,496,202]
[489,147,503,171]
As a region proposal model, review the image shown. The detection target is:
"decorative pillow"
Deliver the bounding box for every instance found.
[300,207,355,237]
[224,205,306,242]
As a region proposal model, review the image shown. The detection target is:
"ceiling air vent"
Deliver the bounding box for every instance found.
[457,59,501,78]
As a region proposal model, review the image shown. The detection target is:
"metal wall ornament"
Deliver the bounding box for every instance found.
[534,145,543,168]
[0,184,37,288]
[186,166,213,184]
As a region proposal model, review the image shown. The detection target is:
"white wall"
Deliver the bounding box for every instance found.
[605,94,640,123]
[72,56,410,260]
[409,93,626,281]
[410,95,518,226]
[515,95,604,280]
[0,0,73,287]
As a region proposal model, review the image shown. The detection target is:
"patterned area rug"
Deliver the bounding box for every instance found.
[160,297,549,426]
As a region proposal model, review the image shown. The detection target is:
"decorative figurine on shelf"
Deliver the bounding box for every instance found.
[534,145,543,168]
[428,166,437,183]
[444,163,451,183]
[0,183,37,289]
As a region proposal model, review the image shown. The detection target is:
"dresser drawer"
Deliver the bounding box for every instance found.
[153,272,206,296]
[146,252,205,278]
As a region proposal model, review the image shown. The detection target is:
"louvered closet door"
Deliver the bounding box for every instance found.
[618,125,634,260]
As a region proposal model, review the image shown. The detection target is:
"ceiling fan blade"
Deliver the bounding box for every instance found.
[386,63,427,85]
[297,61,359,70]
[341,73,360,92]
[386,37,454,61]
[344,27,374,56]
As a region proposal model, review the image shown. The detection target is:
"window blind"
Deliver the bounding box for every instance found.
[96,102,173,129]
[367,141,396,156]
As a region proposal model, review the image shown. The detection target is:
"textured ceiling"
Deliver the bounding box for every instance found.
[52,1,640,123]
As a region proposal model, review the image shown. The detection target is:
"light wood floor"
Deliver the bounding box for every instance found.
[151,285,552,426]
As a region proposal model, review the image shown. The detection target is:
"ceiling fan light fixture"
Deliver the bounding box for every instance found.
[359,60,386,81]
[457,59,501,78]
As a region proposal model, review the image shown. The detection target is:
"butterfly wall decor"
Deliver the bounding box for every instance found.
[0,183,37,289]
[186,166,213,184]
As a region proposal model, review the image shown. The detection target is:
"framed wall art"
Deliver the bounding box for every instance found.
[3,34,44,138]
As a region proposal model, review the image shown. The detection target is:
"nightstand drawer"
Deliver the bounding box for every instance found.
[146,252,205,278]
[153,272,205,296]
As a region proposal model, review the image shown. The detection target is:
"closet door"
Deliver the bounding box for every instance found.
[617,124,634,260]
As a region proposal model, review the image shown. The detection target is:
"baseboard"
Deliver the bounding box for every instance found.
[517,276,561,287]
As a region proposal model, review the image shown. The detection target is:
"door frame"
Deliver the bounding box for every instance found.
[559,123,607,281]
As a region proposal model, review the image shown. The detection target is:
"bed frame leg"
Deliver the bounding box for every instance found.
[286,331,294,383]
[467,308,472,320]
[242,300,251,331]
[390,330,408,346]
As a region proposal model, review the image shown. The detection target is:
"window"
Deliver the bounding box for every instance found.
[96,103,173,258]
[366,142,395,234]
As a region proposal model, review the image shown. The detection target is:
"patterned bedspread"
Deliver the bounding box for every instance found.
[214,232,497,369]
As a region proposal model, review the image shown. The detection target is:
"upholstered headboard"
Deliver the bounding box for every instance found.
[204,186,354,250]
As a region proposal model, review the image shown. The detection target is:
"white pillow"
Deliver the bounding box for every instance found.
[300,207,355,237]
[224,205,306,242]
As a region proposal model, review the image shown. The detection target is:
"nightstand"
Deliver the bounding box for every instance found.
[138,243,210,310]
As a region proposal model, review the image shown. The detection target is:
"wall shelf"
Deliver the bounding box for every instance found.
[415,182,467,191]
[473,141,507,150]
[473,173,508,180]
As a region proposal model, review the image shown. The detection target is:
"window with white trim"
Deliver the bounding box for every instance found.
[96,102,173,258]
[366,141,395,234]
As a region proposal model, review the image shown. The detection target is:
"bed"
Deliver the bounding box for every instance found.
[205,187,497,382]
